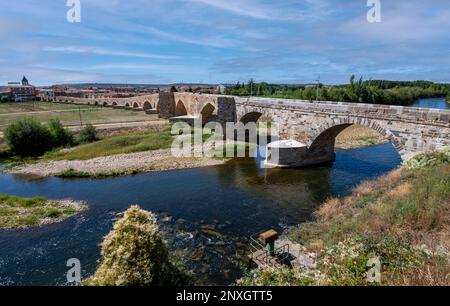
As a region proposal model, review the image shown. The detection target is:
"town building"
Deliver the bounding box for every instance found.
[37,88,55,101]
[8,76,37,102]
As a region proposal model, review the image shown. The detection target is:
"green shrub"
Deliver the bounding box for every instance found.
[48,118,74,148]
[403,147,450,170]
[4,118,54,157]
[78,124,98,143]
[85,205,173,286]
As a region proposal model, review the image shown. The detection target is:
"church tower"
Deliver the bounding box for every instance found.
[21,76,29,86]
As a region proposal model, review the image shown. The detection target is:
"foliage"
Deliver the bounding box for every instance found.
[238,236,445,286]
[237,267,321,286]
[85,205,185,286]
[78,124,98,143]
[403,147,450,170]
[225,76,448,106]
[48,118,75,148]
[4,118,54,157]
[170,86,178,93]
[0,193,85,229]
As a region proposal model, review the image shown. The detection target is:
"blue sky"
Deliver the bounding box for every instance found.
[1,0,449,86]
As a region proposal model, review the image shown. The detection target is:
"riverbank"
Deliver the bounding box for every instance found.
[2,126,227,177]
[4,125,385,177]
[238,148,450,286]
[335,125,387,149]
[8,149,227,178]
[0,194,87,229]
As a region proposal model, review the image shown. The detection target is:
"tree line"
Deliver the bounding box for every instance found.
[225,76,449,106]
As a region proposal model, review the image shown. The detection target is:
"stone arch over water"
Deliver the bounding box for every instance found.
[307,118,404,160]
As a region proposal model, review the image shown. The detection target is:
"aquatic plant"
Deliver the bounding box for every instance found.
[86,205,186,286]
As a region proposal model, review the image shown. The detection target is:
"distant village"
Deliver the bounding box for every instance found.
[0,76,227,103]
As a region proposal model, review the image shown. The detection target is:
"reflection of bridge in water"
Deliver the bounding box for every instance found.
[48,92,450,167]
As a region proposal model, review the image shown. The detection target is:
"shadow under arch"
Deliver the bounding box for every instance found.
[200,103,216,124]
[143,101,152,111]
[175,100,188,116]
[239,112,263,124]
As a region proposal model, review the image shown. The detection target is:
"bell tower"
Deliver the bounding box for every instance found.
[21,76,29,86]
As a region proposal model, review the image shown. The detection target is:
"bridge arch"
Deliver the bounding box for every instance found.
[175,100,188,116]
[239,112,263,124]
[307,117,405,158]
[133,102,139,109]
[143,101,152,111]
[200,103,216,124]
[112,102,118,106]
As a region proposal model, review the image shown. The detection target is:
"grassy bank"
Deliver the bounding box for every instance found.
[336,125,387,149]
[0,193,87,229]
[45,128,174,161]
[238,149,450,286]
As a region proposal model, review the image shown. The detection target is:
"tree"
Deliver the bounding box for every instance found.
[4,118,54,157]
[48,118,74,148]
[78,124,97,143]
[170,86,178,93]
[85,205,172,286]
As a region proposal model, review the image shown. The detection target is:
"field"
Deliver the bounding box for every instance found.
[0,102,160,131]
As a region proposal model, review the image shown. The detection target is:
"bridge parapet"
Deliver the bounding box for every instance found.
[236,97,450,127]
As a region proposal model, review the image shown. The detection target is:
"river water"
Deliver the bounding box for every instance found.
[0,143,401,285]
[3,98,447,286]
[412,97,450,110]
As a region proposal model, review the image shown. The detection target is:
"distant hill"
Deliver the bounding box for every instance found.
[55,83,221,89]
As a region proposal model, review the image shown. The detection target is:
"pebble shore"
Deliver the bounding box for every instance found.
[9,149,227,177]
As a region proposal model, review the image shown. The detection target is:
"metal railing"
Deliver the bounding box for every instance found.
[249,233,291,268]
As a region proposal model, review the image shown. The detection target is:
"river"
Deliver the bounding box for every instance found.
[1,97,446,286]
[0,143,401,285]
[412,97,450,110]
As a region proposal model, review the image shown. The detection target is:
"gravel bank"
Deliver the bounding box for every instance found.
[8,149,227,177]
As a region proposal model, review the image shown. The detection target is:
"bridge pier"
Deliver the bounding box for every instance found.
[265,140,335,168]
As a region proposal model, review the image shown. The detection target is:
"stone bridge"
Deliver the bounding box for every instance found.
[49,93,450,167]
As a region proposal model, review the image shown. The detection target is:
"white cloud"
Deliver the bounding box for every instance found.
[43,46,179,60]
[137,26,239,49]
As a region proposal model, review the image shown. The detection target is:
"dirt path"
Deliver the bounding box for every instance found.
[0,109,84,116]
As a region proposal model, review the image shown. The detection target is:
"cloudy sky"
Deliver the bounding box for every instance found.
[1,0,449,85]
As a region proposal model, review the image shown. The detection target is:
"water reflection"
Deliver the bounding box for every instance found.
[0,143,401,285]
